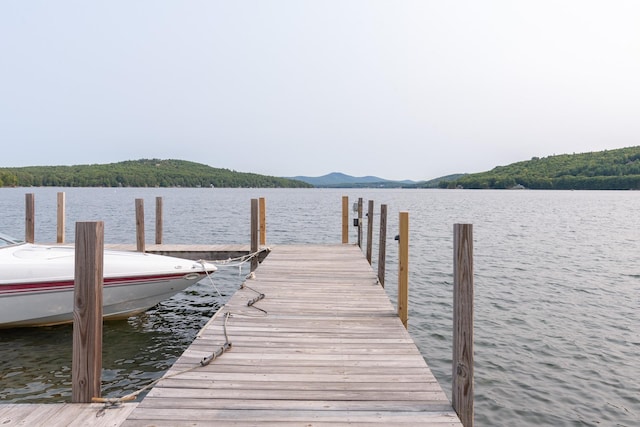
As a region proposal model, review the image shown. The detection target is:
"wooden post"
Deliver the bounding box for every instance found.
[453,223,474,427]
[341,196,349,244]
[366,200,374,264]
[251,198,259,272]
[259,197,266,246]
[135,198,145,252]
[72,221,104,403]
[57,192,66,243]
[357,197,363,248]
[398,211,409,329]
[377,204,387,287]
[155,196,163,245]
[25,193,35,243]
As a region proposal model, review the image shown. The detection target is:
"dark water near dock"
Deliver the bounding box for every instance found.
[1,187,639,426]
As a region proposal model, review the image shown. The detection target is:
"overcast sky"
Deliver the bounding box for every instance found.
[2,1,639,181]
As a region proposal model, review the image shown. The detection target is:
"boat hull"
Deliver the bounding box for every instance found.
[0,243,216,328]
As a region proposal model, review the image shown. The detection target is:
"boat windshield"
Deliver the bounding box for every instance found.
[0,232,24,247]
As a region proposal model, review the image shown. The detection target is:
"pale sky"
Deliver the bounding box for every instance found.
[1,1,639,181]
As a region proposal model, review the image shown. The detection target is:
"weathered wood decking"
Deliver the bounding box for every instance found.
[0,403,138,426]
[122,244,462,426]
[0,244,462,426]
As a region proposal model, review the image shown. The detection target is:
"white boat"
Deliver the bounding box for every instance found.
[0,232,217,328]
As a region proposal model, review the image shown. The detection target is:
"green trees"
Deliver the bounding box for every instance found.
[0,159,313,188]
[451,146,640,190]
[0,171,18,187]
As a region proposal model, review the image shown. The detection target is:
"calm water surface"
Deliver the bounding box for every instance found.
[0,187,638,426]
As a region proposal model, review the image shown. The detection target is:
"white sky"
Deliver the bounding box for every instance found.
[1,1,639,181]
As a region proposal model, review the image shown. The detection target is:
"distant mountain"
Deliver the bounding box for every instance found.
[290,172,467,188]
[290,172,417,188]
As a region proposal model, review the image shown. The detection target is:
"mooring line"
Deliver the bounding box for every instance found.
[94,312,233,415]
[199,261,223,298]
[202,247,270,269]
[200,312,232,366]
[242,282,268,314]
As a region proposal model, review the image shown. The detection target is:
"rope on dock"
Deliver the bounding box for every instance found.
[93,313,234,414]
[200,312,232,366]
[241,282,267,314]
[93,250,269,415]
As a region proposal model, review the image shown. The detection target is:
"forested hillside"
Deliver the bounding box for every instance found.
[0,159,312,188]
[446,146,640,190]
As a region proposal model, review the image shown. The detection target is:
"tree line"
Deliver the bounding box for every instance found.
[0,159,313,188]
[443,146,640,190]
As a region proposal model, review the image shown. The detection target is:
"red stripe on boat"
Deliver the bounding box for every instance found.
[0,273,199,296]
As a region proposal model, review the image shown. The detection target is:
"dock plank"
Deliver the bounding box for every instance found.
[0,403,138,427]
[122,244,462,426]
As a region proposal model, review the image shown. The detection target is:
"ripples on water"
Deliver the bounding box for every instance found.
[0,188,639,426]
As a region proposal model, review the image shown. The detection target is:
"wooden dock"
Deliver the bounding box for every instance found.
[121,244,463,426]
[0,244,464,426]
[6,193,471,425]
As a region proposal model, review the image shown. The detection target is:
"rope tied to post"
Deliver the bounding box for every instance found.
[196,247,270,298]
[200,247,270,280]
[204,247,270,268]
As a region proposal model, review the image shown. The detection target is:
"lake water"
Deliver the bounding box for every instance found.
[0,187,638,426]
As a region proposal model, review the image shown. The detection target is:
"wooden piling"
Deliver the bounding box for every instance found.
[377,204,387,287]
[366,200,374,264]
[259,197,266,246]
[155,196,163,245]
[57,192,65,243]
[25,193,35,243]
[72,221,104,403]
[398,211,409,329]
[453,223,474,427]
[357,197,363,248]
[135,199,145,252]
[251,198,259,272]
[341,196,349,244]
